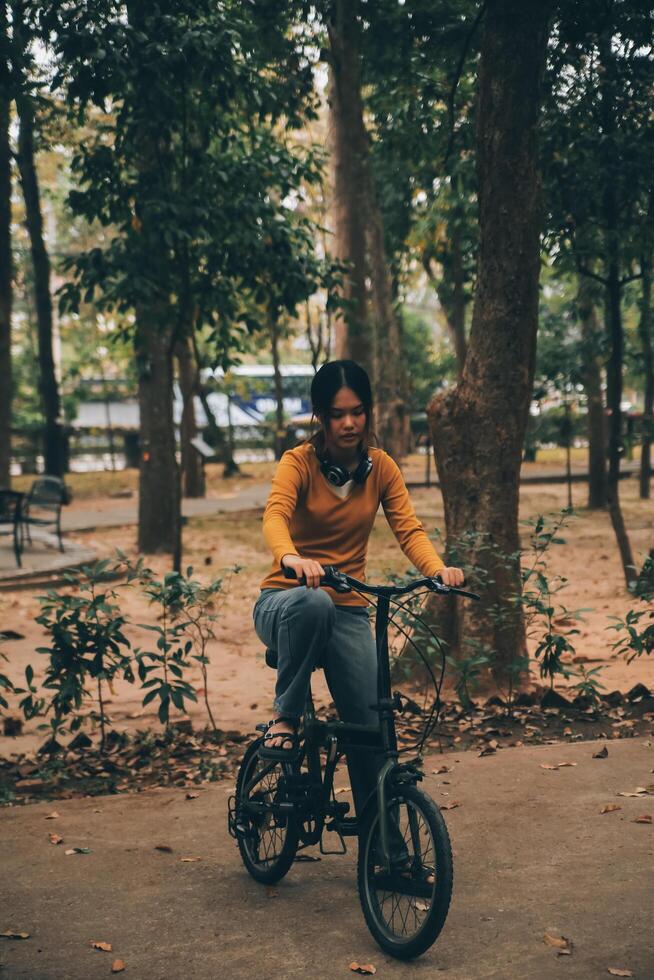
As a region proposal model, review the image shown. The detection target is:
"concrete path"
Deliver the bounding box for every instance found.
[61,482,271,533]
[2,735,653,979]
[0,530,95,583]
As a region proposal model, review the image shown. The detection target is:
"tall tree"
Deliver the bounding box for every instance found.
[12,0,65,476]
[638,253,653,499]
[542,1,654,584]
[0,2,12,488]
[428,0,552,679]
[49,0,321,557]
[577,274,608,508]
[327,0,407,457]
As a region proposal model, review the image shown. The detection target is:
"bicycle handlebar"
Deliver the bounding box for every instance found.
[282,564,480,601]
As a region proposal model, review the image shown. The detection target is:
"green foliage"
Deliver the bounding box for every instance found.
[34,560,133,751]
[445,652,489,716]
[401,310,457,410]
[45,0,330,369]
[569,664,607,707]
[608,557,654,663]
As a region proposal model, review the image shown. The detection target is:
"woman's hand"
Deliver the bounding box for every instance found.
[281,554,325,589]
[438,566,465,587]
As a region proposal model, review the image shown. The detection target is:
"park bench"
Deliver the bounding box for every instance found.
[21,476,68,553]
[0,490,24,567]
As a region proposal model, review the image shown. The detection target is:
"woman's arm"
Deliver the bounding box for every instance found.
[262,451,306,566]
[262,452,325,588]
[380,453,462,585]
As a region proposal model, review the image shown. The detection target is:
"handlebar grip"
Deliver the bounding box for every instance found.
[282,565,299,580]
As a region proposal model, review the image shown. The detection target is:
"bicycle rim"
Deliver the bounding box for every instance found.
[235,739,299,884]
[357,785,453,959]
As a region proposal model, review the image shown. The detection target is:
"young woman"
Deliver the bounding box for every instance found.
[253,359,463,821]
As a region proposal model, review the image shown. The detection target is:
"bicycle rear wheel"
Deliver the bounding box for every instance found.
[234,738,300,884]
[357,784,453,959]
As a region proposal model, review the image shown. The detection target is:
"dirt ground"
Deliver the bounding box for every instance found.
[1,474,652,759]
[2,735,653,979]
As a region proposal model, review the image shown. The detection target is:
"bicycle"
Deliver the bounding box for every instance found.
[228,565,479,959]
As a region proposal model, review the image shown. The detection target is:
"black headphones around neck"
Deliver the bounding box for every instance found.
[316,447,373,487]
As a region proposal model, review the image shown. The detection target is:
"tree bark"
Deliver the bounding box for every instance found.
[599,36,636,588]
[327,0,374,381]
[0,2,12,488]
[577,276,607,509]
[366,185,409,459]
[638,257,652,499]
[427,0,551,681]
[270,308,286,460]
[13,4,64,477]
[136,308,180,558]
[175,333,205,499]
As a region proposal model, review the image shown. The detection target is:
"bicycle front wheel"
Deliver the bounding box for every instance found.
[234,738,300,884]
[357,784,453,960]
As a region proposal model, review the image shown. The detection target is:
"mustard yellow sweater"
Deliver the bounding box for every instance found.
[260,443,445,606]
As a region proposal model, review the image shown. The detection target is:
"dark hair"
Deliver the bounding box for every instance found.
[309,359,376,449]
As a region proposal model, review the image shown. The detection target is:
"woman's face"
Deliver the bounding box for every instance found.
[323,386,367,455]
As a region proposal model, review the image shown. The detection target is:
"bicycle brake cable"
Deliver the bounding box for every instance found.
[347,585,448,757]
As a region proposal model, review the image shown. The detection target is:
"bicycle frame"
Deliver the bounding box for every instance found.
[238,567,478,871]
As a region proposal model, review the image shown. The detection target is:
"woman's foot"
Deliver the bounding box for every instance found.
[264,716,296,750]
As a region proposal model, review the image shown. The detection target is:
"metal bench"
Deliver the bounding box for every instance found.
[21,476,67,552]
[0,490,24,567]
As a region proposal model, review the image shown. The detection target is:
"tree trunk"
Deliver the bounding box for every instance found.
[327,0,374,382]
[270,308,286,460]
[639,257,652,499]
[427,0,551,681]
[366,184,408,459]
[0,3,11,488]
[577,276,607,508]
[13,14,64,477]
[175,333,205,498]
[599,37,636,588]
[136,308,180,558]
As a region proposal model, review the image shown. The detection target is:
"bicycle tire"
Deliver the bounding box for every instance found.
[234,737,300,884]
[357,784,453,960]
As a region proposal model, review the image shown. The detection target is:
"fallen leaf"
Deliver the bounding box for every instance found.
[617,791,646,798]
[0,931,30,940]
[479,746,496,757]
[64,847,91,856]
[154,845,173,853]
[593,746,609,759]
[607,969,634,977]
[432,765,453,774]
[633,814,652,824]
[180,856,202,862]
[540,763,559,770]
[266,887,278,898]
[557,762,577,768]
[600,804,621,814]
[335,787,351,795]
[295,854,321,862]
[349,964,377,975]
[48,833,63,845]
[185,792,199,800]
[440,801,461,810]
[44,811,60,820]
[90,941,113,952]
[543,932,572,952]
[111,959,126,973]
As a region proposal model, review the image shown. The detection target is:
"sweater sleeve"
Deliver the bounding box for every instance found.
[262,450,307,566]
[380,453,445,577]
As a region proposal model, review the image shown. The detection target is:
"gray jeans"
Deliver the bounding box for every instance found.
[253,587,384,818]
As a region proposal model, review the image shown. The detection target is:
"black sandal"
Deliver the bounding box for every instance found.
[258,718,301,760]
